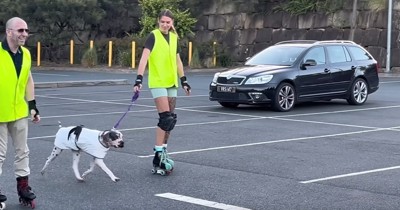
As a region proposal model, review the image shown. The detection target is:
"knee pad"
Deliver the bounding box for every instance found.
[158,112,177,131]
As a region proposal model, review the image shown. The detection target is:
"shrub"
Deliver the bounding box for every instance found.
[81,47,98,67]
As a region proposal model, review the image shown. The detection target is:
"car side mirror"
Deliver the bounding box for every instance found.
[301,59,317,70]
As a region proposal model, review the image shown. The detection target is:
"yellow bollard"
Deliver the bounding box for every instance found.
[70,40,74,65]
[108,41,112,67]
[188,41,192,66]
[132,41,136,69]
[37,42,41,67]
[90,40,94,49]
[213,41,217,67]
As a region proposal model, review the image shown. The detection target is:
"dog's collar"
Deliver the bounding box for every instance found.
[98,131,109,148]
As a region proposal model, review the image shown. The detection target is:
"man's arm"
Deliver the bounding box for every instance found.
[26,72,40,123]
[26,72,35,101]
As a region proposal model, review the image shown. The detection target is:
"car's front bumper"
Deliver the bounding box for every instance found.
[209,83,278,104]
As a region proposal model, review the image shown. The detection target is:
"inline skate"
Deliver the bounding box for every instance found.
[151,148,174,176]
[0,190,6,210]
[17,176,36,209]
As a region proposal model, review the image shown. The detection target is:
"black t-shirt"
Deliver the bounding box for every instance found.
[144,32,180,54]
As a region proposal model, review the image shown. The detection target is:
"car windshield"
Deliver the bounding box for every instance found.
[245,45,306,66]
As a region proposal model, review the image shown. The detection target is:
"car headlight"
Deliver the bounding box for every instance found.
[212,72,221,83]
[245,75,273,84]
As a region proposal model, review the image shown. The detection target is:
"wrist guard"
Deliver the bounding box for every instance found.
[180,76,191,90]
[134,75,143,87]
[28,100,39,116]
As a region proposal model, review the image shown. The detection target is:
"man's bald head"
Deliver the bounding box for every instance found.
[6,17,26,31]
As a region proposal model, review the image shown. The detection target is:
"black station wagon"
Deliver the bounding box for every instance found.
[209,40,380,111]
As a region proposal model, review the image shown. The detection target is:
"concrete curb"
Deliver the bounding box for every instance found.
[32,66,226,73]
[36,79,130,89]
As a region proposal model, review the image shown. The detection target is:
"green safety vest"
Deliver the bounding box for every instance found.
[0,42,31,122]
[148,29,178,88]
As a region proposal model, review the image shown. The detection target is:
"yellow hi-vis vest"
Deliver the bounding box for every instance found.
[148,29,178,88]
[0,42,31,122]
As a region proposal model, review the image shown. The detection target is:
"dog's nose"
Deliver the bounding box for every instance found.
[119,142,124,148]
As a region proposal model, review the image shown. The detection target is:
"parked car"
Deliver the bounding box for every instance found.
[209,40,380,111]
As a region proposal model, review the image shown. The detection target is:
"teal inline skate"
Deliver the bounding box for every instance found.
[151,148,174,176]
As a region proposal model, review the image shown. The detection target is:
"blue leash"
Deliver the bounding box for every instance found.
[113,91,140,129]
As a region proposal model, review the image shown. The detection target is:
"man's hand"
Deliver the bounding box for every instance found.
[28,100,40,123]
[133,75,143,93]
[180,76,191,96]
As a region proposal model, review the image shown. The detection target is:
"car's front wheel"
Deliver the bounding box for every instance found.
[347,78,368,105]
[272,82,295,112]
[219,102,239,108]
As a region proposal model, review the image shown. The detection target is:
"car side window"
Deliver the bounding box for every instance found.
[326,46,350,63]
[303,47,325,65]
[347,46,372,61]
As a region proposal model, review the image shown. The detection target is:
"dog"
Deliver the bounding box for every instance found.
[40,124,124,182]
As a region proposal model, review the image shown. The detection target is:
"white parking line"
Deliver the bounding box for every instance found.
[33,73,70,76]
[300,165,400,184]
[155,193,251,210]
[138,128,389,158]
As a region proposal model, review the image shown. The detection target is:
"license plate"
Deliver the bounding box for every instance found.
[217,86,236,93]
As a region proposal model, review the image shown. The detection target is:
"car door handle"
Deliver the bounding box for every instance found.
[324,68,330,73]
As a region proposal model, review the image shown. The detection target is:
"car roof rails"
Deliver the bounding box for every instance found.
[275,40,318,45]
[315,40,356,44]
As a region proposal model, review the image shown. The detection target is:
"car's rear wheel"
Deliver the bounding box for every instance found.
[219,102,239,108]
[347,78,368,105]
[272,82,295,112]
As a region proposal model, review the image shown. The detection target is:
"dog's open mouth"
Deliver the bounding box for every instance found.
[115,141,124,148]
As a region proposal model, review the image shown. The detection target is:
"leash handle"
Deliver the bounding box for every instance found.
[113,91,139,129]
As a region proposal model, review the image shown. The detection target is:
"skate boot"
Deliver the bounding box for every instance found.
[17,176,36,209]
[0,190,6,210]
[151,150,173,176]
[162,147,174,169]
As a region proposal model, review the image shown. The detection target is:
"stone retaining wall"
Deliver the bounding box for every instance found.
[191,0,400,71]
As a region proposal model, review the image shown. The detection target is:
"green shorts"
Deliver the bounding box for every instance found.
[150,87,178,98]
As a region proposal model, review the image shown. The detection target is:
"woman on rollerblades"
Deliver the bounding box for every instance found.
[133,9,191,176]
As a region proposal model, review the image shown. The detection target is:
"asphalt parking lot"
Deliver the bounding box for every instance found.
[2,69,400,209]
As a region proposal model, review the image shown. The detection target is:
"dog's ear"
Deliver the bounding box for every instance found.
[108,131,121,141]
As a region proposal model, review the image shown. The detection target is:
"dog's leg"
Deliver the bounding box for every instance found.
[94,158,120,182]
[41,146,63,175]
[81,158,96,178]
[72,151,84,181]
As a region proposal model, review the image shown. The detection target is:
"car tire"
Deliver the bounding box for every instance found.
[272,82,295,112]
[347,78,368,105]
[218,102,239,108]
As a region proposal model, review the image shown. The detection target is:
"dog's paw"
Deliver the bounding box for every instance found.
[76,177,85,182]
[40,170,45,175]
[112,177,120,182]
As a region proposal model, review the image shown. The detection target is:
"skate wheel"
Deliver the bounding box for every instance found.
[19,198,35,209]
[159,170,166,176]
[0,202,5,210]
[151,169,156,174]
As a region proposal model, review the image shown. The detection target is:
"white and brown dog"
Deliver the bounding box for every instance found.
[40,125,124,182]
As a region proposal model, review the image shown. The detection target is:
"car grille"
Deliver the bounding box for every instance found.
[217,76,245,85]
[210,92,249,100]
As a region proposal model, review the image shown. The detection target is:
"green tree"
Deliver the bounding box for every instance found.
[138,0,197,38]
[0,0,140,62]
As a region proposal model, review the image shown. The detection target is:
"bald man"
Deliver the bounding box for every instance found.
[0,17,39,208]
